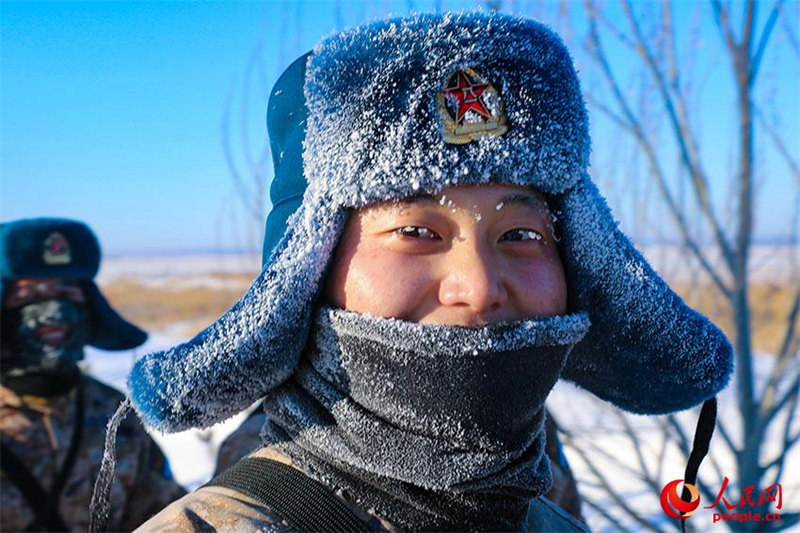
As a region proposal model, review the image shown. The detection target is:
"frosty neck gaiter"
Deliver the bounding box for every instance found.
[262,306,590,531]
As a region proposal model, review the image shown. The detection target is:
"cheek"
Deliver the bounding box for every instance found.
[337,248,435,319]
[510,255,568,316]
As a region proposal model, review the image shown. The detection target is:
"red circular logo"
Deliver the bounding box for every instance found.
[661,479,701,520]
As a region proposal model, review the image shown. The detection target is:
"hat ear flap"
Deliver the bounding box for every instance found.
[82,281,147,350]
[129,200,347,432]
[556,175,733,414]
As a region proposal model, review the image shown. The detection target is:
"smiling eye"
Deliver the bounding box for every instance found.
[501,228,544,242]
[396,226,441,240]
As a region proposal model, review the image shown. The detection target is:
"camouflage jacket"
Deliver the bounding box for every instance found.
[0,376,186,532]
[138,446,587,532]
[215,404,586,523]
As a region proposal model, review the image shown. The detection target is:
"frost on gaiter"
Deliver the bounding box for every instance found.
[261,308,591,531]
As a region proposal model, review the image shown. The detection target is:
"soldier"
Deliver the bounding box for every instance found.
[106,12,732,532]
[0,218,186,532]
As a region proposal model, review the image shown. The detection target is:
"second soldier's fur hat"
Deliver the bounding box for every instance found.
[0,218,147,350]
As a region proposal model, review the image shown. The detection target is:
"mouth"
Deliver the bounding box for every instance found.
[35,325,72,346]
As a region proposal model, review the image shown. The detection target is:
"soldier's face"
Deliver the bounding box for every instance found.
[324,185,568,325]
[2,278,90,359]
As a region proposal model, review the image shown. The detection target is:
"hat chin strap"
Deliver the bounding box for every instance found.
[679,398,717,531]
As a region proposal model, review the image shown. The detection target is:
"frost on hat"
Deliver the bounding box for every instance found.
[129,12,732,433]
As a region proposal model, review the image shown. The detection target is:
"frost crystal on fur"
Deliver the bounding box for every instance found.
[304,12,589,206]
[128,11,732,433]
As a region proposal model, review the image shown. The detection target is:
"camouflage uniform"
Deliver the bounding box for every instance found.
[142,446,586,532]
[0,376,186,531]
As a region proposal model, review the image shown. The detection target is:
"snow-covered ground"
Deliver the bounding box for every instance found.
[549,356,800,531]
[84,248,798,530]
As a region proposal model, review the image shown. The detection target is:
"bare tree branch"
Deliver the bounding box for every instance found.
[782,6,800,58]
[573,435,655,481]
[584,93,632,132]
[759,284,800,417]
[655,422,670,483]
[564,432,665,532]
[763,388,800,486]
[622,0,735,271]
[222,87,263,220]
[711,0,740,57]
[595,7,638,52]
[755,106,800,185]
[742,0,756,61]
[751,0,785,81]
[614,411,661,494]
[761,370,800,429]
[584,0,733,297]
[662,0,680,95]
[582,498,633,532]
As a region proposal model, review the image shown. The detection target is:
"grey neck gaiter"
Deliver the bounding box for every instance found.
[262,307,590,531]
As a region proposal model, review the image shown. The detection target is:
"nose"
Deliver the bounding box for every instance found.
[438,240,508,316]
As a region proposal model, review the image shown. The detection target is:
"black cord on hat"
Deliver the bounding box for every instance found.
[680,397,717,533]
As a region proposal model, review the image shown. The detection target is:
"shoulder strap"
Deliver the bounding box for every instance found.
[45,379,86,513]
[205,457,370,532]
[0,381,85,532]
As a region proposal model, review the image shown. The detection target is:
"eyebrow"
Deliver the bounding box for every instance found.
[389,191,551,215]
[398,191,548,205]
[398,193,439,205]
[496,193,550,213]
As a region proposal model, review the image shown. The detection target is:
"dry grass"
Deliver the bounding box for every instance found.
[100,272,256,339]
[671,278,798,356]
[100,272,798,355]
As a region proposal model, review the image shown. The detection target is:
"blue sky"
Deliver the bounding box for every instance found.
[2,1,797,255]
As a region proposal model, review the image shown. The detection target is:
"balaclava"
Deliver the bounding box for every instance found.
[0,218,148,396]
[121,11,733,531]
[1,295,91,396]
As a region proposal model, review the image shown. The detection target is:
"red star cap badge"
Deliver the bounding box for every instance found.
[437,68,508,144]
[444,71,491,124]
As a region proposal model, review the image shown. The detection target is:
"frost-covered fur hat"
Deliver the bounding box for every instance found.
[130,12,733,433]
[0,218,147,350]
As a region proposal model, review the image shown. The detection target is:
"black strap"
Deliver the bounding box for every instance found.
[205,457,370,532]
[680,397,717,532]
[0,380,85,532]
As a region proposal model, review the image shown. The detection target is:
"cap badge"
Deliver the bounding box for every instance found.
[43,232,71,265]
[438,68,508,144]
